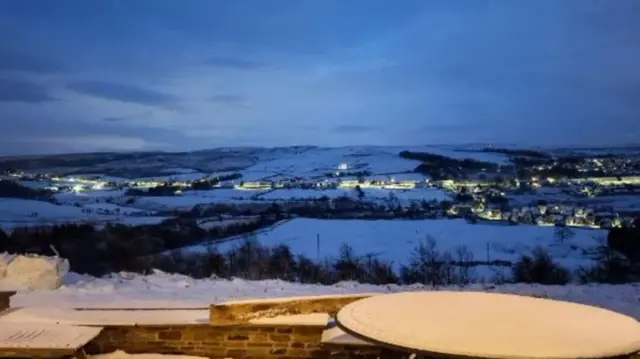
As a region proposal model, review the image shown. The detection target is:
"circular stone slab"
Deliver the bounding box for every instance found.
[335,291,640,359]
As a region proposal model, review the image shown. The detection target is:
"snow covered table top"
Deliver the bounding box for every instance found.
[335,291,640,359]
[0,323,102,351]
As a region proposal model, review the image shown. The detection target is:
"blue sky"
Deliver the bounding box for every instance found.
[1,0,639,155]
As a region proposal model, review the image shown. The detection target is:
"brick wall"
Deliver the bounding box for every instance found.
[86,324,329,358]
[83,324,416,359]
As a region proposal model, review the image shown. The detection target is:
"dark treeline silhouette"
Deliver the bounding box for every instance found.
[480,148,552,159]
[178,197,452,220]
[2,222,635,286]
[608,226,640,262]
[126,184,181,197]
[131,236,510,286]
[127,235,640,286]
[0,215,278,275]
[188,173,242,190]
[398,151,498,180]
[0,179,53,200]
[1,216,637,285]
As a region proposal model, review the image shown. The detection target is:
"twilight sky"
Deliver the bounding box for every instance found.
[1,0,639,155]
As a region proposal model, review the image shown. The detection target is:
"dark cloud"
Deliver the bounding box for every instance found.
[102,116,127,123]
[0,115,192,155]
[67,81,180,110]
[209,94,247,105]
[330,125,378,134]
[102,111,153,122]
[0,78,56,103]
[206,57,262,69]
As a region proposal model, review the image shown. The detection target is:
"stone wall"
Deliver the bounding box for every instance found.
[83,324,413,359]
[210,294,376,325]
[86,324,329,358]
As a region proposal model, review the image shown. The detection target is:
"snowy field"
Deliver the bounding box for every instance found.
[242,147,420,180]
[129,189,265,211]
[134,172,209,182]
[82,202,146,215]
[257,187,450,202]
[187,218,607,276]
[54,189,127,204]
[8,271,640,319]
[0,198,168,229]
[237,146,508,181]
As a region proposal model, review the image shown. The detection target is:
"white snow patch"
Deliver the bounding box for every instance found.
[192,218,605,275]
[0,254,69,290]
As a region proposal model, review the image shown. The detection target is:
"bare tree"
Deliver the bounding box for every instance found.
[400,236,456,287]
[554,226,574,242]
[455,245,476,285]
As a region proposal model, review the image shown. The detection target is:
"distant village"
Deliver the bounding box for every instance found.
[2,153,640,230]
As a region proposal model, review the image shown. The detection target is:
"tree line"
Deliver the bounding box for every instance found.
[398,150,499,180]
[0,215,279,275]
[0,179,53,200]
[2,220,637,285]
[129,234,639,286]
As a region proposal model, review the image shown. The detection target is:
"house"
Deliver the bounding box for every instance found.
[338,179,360,188]
[238,181,272,190]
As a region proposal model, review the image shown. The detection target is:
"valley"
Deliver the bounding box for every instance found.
[0,144,639,284]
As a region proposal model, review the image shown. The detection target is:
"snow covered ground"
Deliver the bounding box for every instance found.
[134,172,208,182]
[129,189,265,211]
[82,202,146,215]
[8,271,640,319]
[256,187,450,202]
[237,146,508,181]
[0,198,168,229]
[183,218,606,277]
[241,147,421,180]
[54,189,128,204]
[0,198,86,219]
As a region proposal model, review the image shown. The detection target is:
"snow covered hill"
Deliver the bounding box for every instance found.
[0,145,510,179]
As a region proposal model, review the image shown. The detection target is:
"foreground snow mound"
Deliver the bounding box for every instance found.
[0,253,70,290]
[90,350,209,359]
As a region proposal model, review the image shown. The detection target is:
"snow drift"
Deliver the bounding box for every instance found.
[0,253,70,290]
